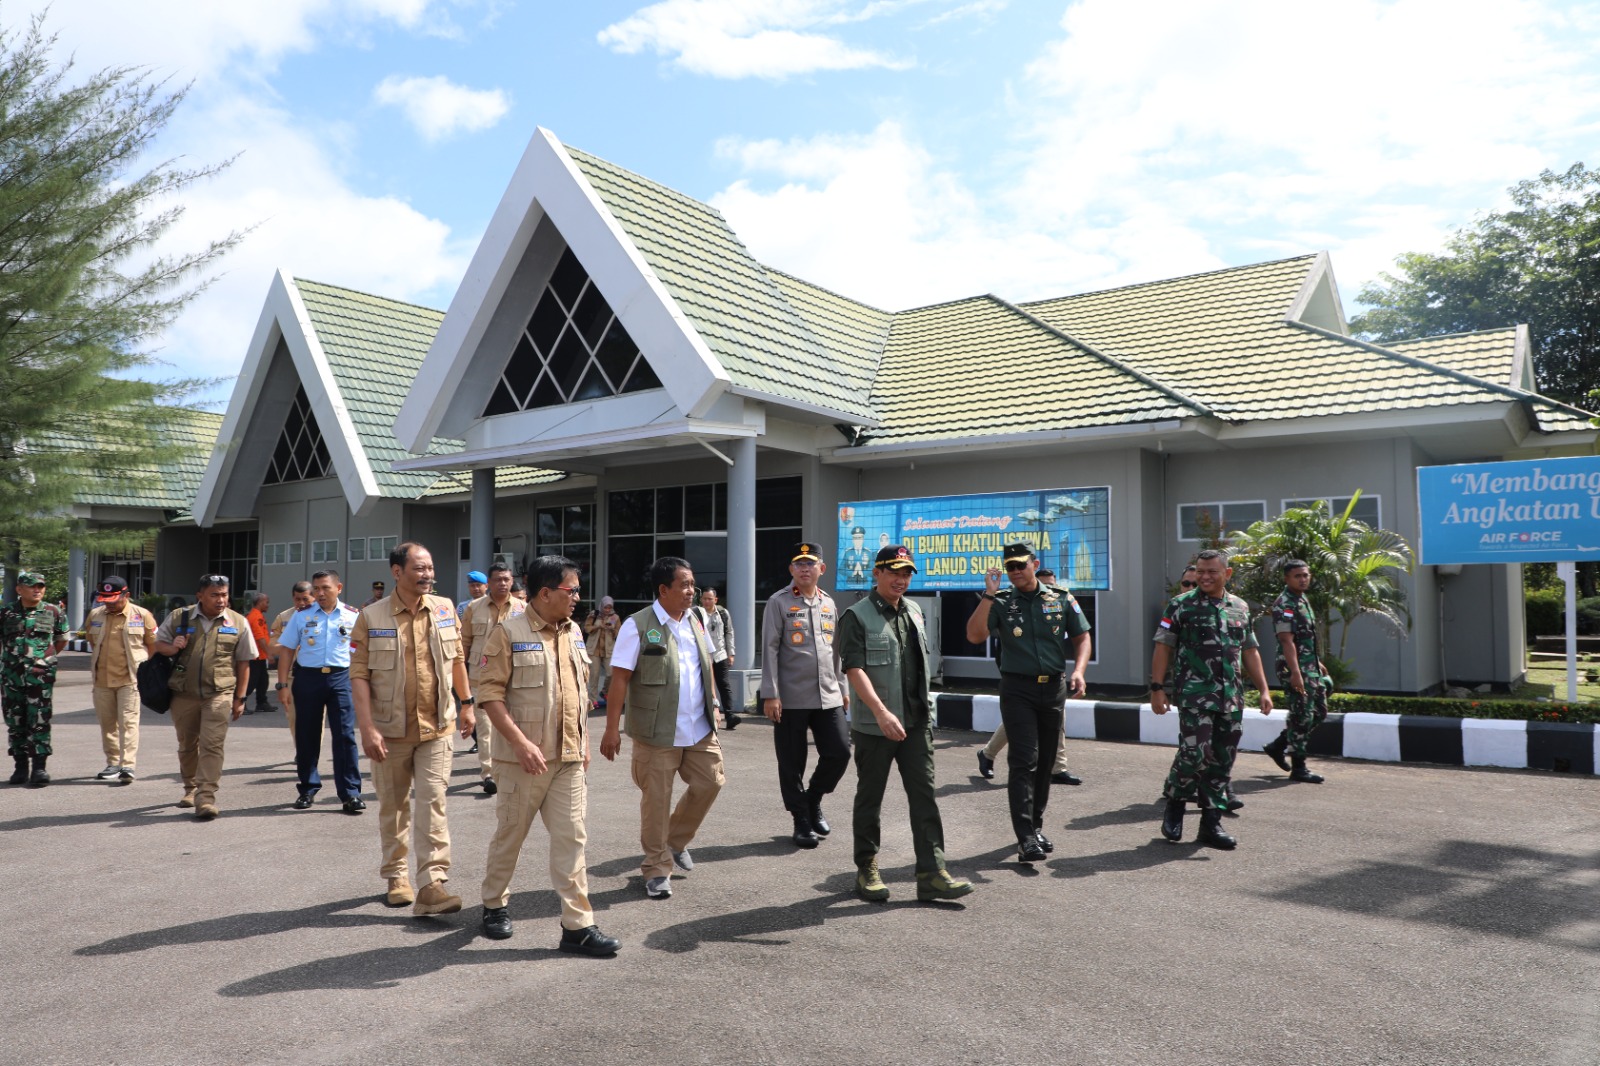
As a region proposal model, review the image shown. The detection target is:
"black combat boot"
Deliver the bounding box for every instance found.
[807,792,831,836]
[9,756,27,785]
[1161,799,1184,842]
[1289,757,1324,784]
[29,755,50,787]
[1225,783,1244,811]
[1263,733,1291,772]
[1197,808,1237,850]
[792,813,819,849]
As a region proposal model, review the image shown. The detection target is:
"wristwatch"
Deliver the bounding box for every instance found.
[980,592,997,602]
[461,696,476,706]
[275,682,288,691]
[1148,681,1165,693]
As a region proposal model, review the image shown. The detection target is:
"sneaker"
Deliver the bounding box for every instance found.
[385,877,415,907]
[856,863,890,902]
[916,868,974,902]
[645,876,672,899]
[481,906,513,940]
[672,848,694,872]
[413,880,463,917]
[117,769,134,784]
[96,764,120,780]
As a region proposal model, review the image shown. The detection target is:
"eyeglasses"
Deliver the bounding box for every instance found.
[1004,562,1030,572]
[547,586,582,598]
[1180,580,1197,589]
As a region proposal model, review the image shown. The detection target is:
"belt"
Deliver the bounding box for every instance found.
[299,665,349,674]
[1003,672,1062,685]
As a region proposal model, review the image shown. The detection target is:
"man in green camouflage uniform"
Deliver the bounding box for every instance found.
[1,572,70,786]
[1149,550,1272,849]
[1261,559,1329,783]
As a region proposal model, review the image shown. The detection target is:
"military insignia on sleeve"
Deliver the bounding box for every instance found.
[1158,617,1173,630]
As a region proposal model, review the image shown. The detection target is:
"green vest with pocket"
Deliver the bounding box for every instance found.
[622,605,718,747]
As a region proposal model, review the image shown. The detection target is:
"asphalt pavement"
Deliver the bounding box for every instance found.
[6,656,1599,1066]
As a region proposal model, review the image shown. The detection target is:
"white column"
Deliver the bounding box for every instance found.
[1558,560,1578,702]
[726,437,757,671]
[470,468,496,599]
[68,547,87,631]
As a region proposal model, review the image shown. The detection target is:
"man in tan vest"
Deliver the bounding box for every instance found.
[460,561,523,796]
[84,576,157,784]
[267,581,314,740]
[601,556,723,900]
[350,542,475,917]
[152,574,257,819]
[476,555,619,956]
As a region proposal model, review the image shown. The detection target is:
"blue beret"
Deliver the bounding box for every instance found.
[466,570,488,583]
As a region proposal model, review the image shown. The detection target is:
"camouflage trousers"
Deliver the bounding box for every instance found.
[2,684,54,759]
[1161,704,1241,811]
[1282,677,1330,758]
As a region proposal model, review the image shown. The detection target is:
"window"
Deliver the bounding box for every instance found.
[536,504,596,582]
[367,536,398,561]
[1178,501,1266,541]
[262,543,286,566]
[348,538,365,562]
[482,246,663,416]
[287,542,303,565]
[311,539,338,563]
[263,384,334,484]
[208,530,259,596]
[1282,495,1381,528]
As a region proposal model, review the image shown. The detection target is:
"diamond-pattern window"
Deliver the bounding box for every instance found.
[482,246,662,416]
[264,385,334,484]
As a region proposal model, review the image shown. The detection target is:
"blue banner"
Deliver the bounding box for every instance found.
[1417,457,1600,564]
[836,487,1111,591]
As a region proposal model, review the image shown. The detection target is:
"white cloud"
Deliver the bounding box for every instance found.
[711,0,1600,315]
[598,0,913,79]
[372,74,509,141]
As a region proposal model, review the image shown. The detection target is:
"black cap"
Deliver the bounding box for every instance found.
[791,542,822,563]
[95,576,128,602]
[1002,542,1036,564]
[850,526,866,536]
[874,545,917,572]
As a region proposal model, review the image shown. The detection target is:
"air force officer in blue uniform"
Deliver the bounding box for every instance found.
[276,568,365,813]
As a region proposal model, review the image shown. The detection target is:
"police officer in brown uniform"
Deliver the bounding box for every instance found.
[476,555,618,956]
[84,576,157,783]
[760,541,851,849]
[460,561,523,796]
[350,542,476,915]
[600,556,724,900]
[152,574,258,819]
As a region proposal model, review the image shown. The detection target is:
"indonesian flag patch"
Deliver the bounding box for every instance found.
[1158,618,1173,630]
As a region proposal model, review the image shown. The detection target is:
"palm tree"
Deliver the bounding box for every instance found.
[1225,493,1414,675]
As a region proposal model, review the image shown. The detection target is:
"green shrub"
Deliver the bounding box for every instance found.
[1324,692,1600,724]
[1524,586,1564,638]
[1577,596,1600,635]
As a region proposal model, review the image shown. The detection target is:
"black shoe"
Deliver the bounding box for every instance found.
[1051,771,1083,786]
[28,757,48,787]
[254,703,270,714]
[808,796,831,836]
[467,743,478,754]
[1161,799,1185,842]
[482,778,498,796]
[1289,758,1324,784]
[10,758,29,785]
[482,907,513,940]
[559,924,620,957]
[1035,830,1055,854]
[1263,733,1292,772]
[293,794,314,810]
[792,814,819,849]
[976,751,995,779]
[1017,835,1047,863]
[723,713,741,731]
[1225,785,1244,811]
[1197,808,1237,850]
[342,797,366,814]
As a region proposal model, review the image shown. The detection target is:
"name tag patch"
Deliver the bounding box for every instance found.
[510,642,543,652]
[217,627,239,635]
[436,617,456,628]
[368,628,398,638]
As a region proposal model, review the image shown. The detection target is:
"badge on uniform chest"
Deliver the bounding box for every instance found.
[645,628,663,645]
[510,642,543,652]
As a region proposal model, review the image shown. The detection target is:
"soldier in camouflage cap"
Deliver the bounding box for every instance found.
[1,571,70,786]
[1148,550,1272,849]
[1261,559,1331,783]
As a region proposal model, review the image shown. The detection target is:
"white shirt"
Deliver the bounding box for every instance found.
[613,601,712,747]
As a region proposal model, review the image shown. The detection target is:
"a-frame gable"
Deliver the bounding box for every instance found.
[195,271,383,524]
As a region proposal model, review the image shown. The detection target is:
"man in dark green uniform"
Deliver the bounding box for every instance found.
[1262,559,1330,783]
[837,545,972,903]
[964,542,1091,862]
[1149,549,1273,849]
[1,571,70,786]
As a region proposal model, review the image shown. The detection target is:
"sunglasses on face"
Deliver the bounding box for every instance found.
[1004,562,1029,572]
[1180,580,1197,588]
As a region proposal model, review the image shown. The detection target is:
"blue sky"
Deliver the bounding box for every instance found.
[20,0,1600,404]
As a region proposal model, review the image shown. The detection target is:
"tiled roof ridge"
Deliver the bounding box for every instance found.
[1383,326,1519,345]
[1287,319,1597,422]
[565,145,729,224]
[1019,252,1320,308]
[292,277,445,317]
[762,265,891,315]
[992,295,1221,422]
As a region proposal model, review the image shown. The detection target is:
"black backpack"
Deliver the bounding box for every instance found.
[136,608,195,714]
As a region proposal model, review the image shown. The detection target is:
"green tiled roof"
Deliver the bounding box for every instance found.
[865,296,1202,444]
[293,279,569,497]
[420,466,568,498]
[45,405,223,510]
[566,147,876,422]
[766,269,892,401]
[1386,329,1517,385]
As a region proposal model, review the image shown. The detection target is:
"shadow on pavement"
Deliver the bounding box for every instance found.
[1047,839,1213,878]
[586,836,797,878]
[77,896,397,956]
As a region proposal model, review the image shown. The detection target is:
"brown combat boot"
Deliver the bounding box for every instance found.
[412,879,462,917]
[385,877,416,907]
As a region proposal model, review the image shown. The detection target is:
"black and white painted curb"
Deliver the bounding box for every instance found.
[931,694,1598,775]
